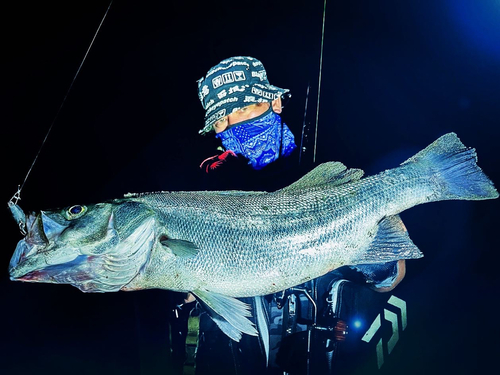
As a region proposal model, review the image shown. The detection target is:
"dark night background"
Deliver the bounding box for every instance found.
[1,1,499,374]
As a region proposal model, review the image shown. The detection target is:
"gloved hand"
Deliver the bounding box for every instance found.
[199,150,237,173]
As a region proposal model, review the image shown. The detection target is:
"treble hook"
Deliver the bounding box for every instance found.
[8,186,27,236]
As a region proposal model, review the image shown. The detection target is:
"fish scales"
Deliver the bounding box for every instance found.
[9,133,498,341]
[128,164,434,297]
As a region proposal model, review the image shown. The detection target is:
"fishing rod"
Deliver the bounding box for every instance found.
[299,82,311,165]
[8,0,114,233]
[313,0,327,164]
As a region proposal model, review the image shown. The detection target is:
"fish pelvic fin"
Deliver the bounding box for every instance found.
[402,132,498,201]
[357,215,423,264]
[192,290,258,342]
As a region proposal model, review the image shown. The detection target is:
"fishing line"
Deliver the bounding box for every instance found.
[313,0,327,164]
[13,0,114,201]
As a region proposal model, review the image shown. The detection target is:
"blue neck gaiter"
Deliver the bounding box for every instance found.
[215,108,297,170]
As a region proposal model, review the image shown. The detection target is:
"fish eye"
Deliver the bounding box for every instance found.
[66,205,86,219]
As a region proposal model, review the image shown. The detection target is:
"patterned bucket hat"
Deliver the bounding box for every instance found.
[197,56,289,134]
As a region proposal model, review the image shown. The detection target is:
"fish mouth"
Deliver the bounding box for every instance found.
[9,212,67,281]
[13,269,50,282]
[10,205,156,292]
[9,239,51,282]
[9,239,32,278]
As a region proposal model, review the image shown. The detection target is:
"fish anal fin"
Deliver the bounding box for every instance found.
[191,290,257,342]
[358,215,423,264]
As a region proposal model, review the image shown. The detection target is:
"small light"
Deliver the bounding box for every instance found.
[353,320,362,329]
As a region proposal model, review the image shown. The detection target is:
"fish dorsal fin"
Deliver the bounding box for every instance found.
[356,215,423,264]
[191,289,258,342]
[279,162,364,192]
[160,238,199,258]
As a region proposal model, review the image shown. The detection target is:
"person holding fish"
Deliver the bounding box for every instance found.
[9,55,497,375]
[177,56,409,375]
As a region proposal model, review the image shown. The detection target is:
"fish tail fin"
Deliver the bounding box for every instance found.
[402,132,498,201]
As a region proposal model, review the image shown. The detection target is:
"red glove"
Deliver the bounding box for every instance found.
[199,150,237,173]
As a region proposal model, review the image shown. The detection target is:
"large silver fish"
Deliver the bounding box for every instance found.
[8,133,498,341]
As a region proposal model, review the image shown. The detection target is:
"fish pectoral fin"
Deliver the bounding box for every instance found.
[279,161,364,192]
[160,238,199,258]
[191,289,258,342]
[358,215,424,263]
